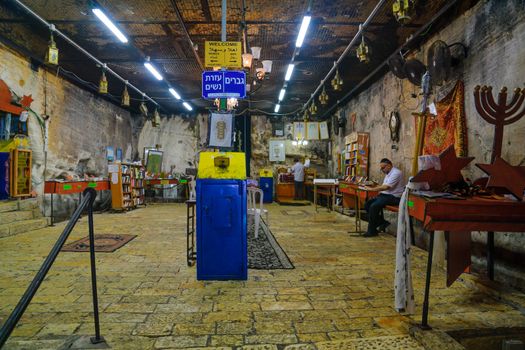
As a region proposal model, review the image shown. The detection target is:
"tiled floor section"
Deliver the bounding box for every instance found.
[1,203,524,349]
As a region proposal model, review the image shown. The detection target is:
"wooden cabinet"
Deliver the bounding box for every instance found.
[10,149,31,197]
[344,132,369,179]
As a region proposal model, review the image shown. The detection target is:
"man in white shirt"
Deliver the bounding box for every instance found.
[362,158,405,237]
[291,157,305,200]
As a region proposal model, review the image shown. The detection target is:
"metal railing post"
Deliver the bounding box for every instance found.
[85,188,104,344]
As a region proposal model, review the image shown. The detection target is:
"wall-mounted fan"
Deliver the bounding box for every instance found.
[387,53,407,79]
[427,40,468,86]
[403,58,427,86]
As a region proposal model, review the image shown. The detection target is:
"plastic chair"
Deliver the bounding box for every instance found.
[247,187,269,238]
[188,177,196,200]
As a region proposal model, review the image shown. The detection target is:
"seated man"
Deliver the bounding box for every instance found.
[362,158,405,237]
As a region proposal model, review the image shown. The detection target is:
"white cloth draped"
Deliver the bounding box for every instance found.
[394,183,416,314]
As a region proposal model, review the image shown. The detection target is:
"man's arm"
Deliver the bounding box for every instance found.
[364,184,390,192]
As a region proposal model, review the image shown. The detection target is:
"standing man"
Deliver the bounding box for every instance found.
[291,157,305,200]
[362,158,405,237]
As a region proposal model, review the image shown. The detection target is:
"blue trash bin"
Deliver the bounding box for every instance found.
[259,177,273,203]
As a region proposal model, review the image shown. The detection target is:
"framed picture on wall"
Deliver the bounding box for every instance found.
[293,122,305,140]
[208,112,233,148]
[269,140,285,162]
[306,122,319,140]
[116,148,122,162]
[319,121,329,139]
[146,150,163,174]
[143,147,156,165]
[106,146,114,162]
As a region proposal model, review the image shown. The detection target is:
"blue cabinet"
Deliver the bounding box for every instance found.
[259,177,273,203]
[196,179,247,280]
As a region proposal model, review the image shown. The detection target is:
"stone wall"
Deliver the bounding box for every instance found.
[331,0,525,290]
[0,42,136,218]
[250,115,330,179]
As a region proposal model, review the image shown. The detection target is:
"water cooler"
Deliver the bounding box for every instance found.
[259,169,273,203]
[196,152,247,280]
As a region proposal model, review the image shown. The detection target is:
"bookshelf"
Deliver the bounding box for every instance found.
[344,132,369,179]
[110,163,134,210]
[130,164,145,206]
[10,149,31,197]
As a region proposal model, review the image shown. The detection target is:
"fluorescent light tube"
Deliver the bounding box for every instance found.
[284,64,294,81]
[274,104,280,113]
[92,8,128,43]
[183,102,193,111]
[295,15,311,48]
[169,88,181,100]
[144,62,163,81]
[278,89,286,101]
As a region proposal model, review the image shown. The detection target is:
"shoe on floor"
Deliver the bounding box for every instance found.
[377,221,390,232]
[362,232,379,237]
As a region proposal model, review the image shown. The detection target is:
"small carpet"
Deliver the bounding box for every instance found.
[62,234,137,253]
[281,209,310,216]
[248,219,294,269]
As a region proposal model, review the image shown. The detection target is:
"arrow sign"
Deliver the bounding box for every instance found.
[202,71,246,99]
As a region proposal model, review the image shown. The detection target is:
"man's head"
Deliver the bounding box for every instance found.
[379,158,393,174]
[294,157,299,163]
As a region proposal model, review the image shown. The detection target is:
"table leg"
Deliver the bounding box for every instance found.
[50,193,55,226]
[331,186,336,211]
[314,184,318,212]
[348,193,362,234]
[421,230,434,330]
[487,231,494,280]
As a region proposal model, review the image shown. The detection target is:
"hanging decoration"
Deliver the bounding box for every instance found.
[319,85,329,105]
[152,108,160,127]
[356,25,370,63]
[392,0,416,25]
[331,68,343,91]
[309,101,318,115]
[99,66,108,94]
[121,84,130,107]
[45,28,59,65]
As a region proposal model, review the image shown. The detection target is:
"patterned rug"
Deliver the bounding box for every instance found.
[62,234,137,253]
[248,219,294,269]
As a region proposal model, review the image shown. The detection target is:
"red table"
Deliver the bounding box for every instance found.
[44,180,110,225]
[407,194,525,329]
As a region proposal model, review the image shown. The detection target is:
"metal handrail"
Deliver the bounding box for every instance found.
[0,188,105,347]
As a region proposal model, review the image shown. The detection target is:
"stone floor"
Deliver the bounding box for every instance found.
[1,203,525,350]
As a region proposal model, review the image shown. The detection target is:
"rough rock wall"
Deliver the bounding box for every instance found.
[138,114,208,174]
[0,43,135,218]
[251,115,329,178]
[331,0,525,289]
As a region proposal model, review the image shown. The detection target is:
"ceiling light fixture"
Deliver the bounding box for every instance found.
[183,102,193,111]
[250,46,261,60]
[144,57,163,81]
[92,8,128,43]
[278,89,286,101]
[284,64,295,81]
[169,88,181,100]
[274,104,280,113]
[261,60,273,74]
[295,14,312,48]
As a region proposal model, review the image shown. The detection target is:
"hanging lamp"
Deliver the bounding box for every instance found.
[121,83,130,107]
[319,85,329,105]
[356,25,370,63]
[331,67,343,91]
[99,66,108,94]
[45,28,59,65]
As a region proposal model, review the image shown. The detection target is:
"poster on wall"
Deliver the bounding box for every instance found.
[269,140,285,162]
[208,112,233,148]
[293,122,305,140]
[306,122,319,140]
[319,121,329,139]
[116,148,123,162]
[106,146,114,162]
[146,150,163,174]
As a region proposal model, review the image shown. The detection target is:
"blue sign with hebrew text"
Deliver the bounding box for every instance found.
[202,71,246,99]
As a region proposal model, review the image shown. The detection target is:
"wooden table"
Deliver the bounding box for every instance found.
[339,182,379,233]
[407,194,525,329]
[44,180,110,225]
[313,182,337,212]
